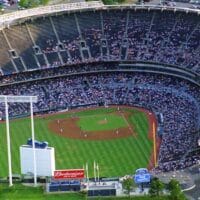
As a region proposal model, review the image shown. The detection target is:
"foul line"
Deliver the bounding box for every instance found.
[120,112,135,136]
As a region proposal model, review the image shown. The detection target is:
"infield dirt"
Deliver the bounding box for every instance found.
[48,108,135,140]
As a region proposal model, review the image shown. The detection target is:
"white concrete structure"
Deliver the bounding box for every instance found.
[20,145,55,177]
[0,1,200,29]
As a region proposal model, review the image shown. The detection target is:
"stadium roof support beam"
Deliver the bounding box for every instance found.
[0,95,38,187]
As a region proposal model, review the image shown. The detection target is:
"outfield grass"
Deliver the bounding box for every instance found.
[0,107,152,178]
[77,114,127,131]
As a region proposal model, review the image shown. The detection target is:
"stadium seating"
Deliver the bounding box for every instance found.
[0,7,199,173]
[0,9,199,74]
[0,67,199,171]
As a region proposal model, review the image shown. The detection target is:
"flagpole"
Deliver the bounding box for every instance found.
[97,163,100,184]
[83,164,85,180]
[94,161,96,183]
[86,163,89,188]
[86,163,89,182]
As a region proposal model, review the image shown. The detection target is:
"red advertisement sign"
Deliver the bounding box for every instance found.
[54,169,84,179]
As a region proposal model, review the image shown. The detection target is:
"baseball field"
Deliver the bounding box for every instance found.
[0,106,157,178]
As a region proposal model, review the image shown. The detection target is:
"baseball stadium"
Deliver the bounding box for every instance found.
[0,0,200,199]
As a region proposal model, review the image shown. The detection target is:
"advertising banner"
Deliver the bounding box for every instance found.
[54,169,84,179]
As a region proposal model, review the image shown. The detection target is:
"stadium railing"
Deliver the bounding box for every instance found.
[0,2,200,29]
[0,1,104,29]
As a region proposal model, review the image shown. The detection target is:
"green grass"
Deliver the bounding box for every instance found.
[0,183,83,200]
[77,114,127,131]
[0,107,152,178]
[0,183,169,200]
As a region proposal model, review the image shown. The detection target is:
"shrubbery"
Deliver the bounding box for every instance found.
[19,0,49,8]
[101,0,126,5]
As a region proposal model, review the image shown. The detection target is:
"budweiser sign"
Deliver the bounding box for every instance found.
[54,169,84,179]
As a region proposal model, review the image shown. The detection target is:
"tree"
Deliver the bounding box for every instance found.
[149,177,164,197]
[80,190,88,200]
[122,177,134,196]
[19,0,49,8]
[167,179,187,200]
[40,0,49,6]
[101,0,126,5]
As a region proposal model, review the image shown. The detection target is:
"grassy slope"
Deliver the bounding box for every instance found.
[0,107,152,178]
[0,183,169,200]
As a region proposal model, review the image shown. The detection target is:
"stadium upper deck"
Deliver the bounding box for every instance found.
[0,1,199,76]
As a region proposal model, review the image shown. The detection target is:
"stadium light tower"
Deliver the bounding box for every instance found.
[0,95,38,187]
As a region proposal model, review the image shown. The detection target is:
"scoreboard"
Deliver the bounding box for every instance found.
[20,145,55,176]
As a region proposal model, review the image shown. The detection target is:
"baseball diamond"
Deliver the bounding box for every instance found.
[0,106,158,178]
[48,107,137,140]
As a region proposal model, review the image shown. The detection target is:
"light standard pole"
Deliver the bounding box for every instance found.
[0,95,38,187]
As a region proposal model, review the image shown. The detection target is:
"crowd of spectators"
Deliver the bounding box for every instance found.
[0,10,200,75]
[0,62,118,85]
[0,8,200,172]
[0,66,199,172]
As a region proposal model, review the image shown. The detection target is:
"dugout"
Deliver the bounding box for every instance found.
[48,180,81,192]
